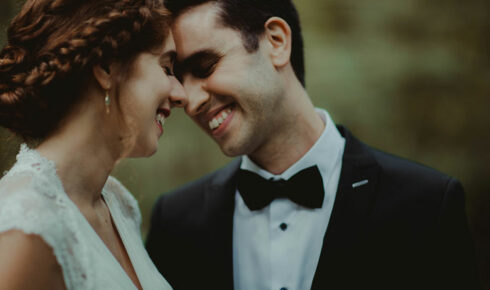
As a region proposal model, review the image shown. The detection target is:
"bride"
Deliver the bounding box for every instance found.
[0,0,186,289]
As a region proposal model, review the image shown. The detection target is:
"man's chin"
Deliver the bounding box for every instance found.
[216,140,243,157]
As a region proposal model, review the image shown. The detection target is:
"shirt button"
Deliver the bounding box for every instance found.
[280,288,288,290]
[279,223,288,231]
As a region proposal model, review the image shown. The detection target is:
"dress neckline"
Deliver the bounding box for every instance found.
[14,144,141,289]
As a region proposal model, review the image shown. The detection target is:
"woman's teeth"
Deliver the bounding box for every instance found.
[156,113,165,128]
[209,108,231,130]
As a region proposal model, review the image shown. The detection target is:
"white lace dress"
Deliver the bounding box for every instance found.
[0,145,172,290]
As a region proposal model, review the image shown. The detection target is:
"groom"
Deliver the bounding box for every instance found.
[146,0,479,289]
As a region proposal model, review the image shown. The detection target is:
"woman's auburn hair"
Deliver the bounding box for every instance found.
[0,0,171,140]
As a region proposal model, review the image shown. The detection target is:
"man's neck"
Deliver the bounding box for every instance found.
[248,88,325,175]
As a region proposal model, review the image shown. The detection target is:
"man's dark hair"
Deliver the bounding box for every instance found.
[165,0,305,86]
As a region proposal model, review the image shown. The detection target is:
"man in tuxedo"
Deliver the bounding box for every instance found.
[146,0,479,289]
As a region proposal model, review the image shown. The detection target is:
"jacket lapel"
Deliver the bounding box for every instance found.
[203,158,241,289]
[311,126,381,289]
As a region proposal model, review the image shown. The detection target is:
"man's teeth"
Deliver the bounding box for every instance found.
[156,113,165,127]
[209,108,231,130]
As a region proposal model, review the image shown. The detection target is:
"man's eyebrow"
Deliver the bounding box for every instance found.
[177,49,222,73]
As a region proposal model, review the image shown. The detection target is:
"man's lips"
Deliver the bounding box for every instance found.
[207,104,234,131]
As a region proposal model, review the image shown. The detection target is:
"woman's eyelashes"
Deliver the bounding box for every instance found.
[163,65,174,76]
[160,54,176,76]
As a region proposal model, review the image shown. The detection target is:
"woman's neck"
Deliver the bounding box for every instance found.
[36,104,123,209]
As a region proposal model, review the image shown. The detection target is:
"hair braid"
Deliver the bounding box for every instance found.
[0,0,170,139]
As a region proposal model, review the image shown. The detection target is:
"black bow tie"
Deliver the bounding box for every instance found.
[237,165,325,211]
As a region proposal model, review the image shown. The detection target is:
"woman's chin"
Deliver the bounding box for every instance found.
[125,142,159,158]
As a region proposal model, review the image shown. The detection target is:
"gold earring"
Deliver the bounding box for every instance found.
[104,91,110,114]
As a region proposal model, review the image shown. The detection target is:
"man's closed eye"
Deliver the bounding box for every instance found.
[191,59,219,79]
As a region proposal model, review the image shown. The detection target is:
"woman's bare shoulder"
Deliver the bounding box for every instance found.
[0,229,65,290]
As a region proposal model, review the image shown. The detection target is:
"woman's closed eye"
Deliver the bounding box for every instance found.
[163,65,174,76]
[160,52,176,76]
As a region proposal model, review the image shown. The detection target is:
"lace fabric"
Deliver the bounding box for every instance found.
[0,145,172,290]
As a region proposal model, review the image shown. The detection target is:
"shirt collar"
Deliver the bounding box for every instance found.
[240,108,345,181]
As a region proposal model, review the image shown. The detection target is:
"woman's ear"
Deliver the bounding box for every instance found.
[264,17,292,68]
[92,63,112,91]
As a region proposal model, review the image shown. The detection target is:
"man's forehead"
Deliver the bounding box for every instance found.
[177,2,221,27]
[172,2,227,60]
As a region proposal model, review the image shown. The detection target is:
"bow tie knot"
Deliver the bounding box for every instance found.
[237,165,325,211]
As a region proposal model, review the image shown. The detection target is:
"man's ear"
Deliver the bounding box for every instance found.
[92,63,112,91]
[264,17,292,68]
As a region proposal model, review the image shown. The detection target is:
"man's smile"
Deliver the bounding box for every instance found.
[203,103,236,137]
[208,105,233,130]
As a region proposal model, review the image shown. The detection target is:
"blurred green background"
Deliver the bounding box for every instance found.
[1,0,489,287]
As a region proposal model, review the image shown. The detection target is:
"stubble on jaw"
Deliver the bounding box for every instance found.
[216,88,288,159]
[218,72,285,157]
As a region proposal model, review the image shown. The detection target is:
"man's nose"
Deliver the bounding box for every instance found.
[169,76,187,108]
[181,78,210,117]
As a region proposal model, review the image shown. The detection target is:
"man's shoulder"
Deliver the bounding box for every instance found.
[340,125,457,190]
[371,147,454,185]
[340,130,468,241]
[368,147,463,205]
[363,144,463,212]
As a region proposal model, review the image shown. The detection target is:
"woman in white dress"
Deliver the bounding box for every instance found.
[0,0,186,289]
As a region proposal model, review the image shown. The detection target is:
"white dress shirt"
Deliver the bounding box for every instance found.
[233,109,346,290]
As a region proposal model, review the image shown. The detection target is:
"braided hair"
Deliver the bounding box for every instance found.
[0,0,170,140]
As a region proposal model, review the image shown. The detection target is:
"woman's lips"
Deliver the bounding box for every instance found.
[155,112,166,135]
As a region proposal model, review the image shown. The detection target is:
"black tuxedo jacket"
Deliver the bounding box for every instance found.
[146,126,479,290]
